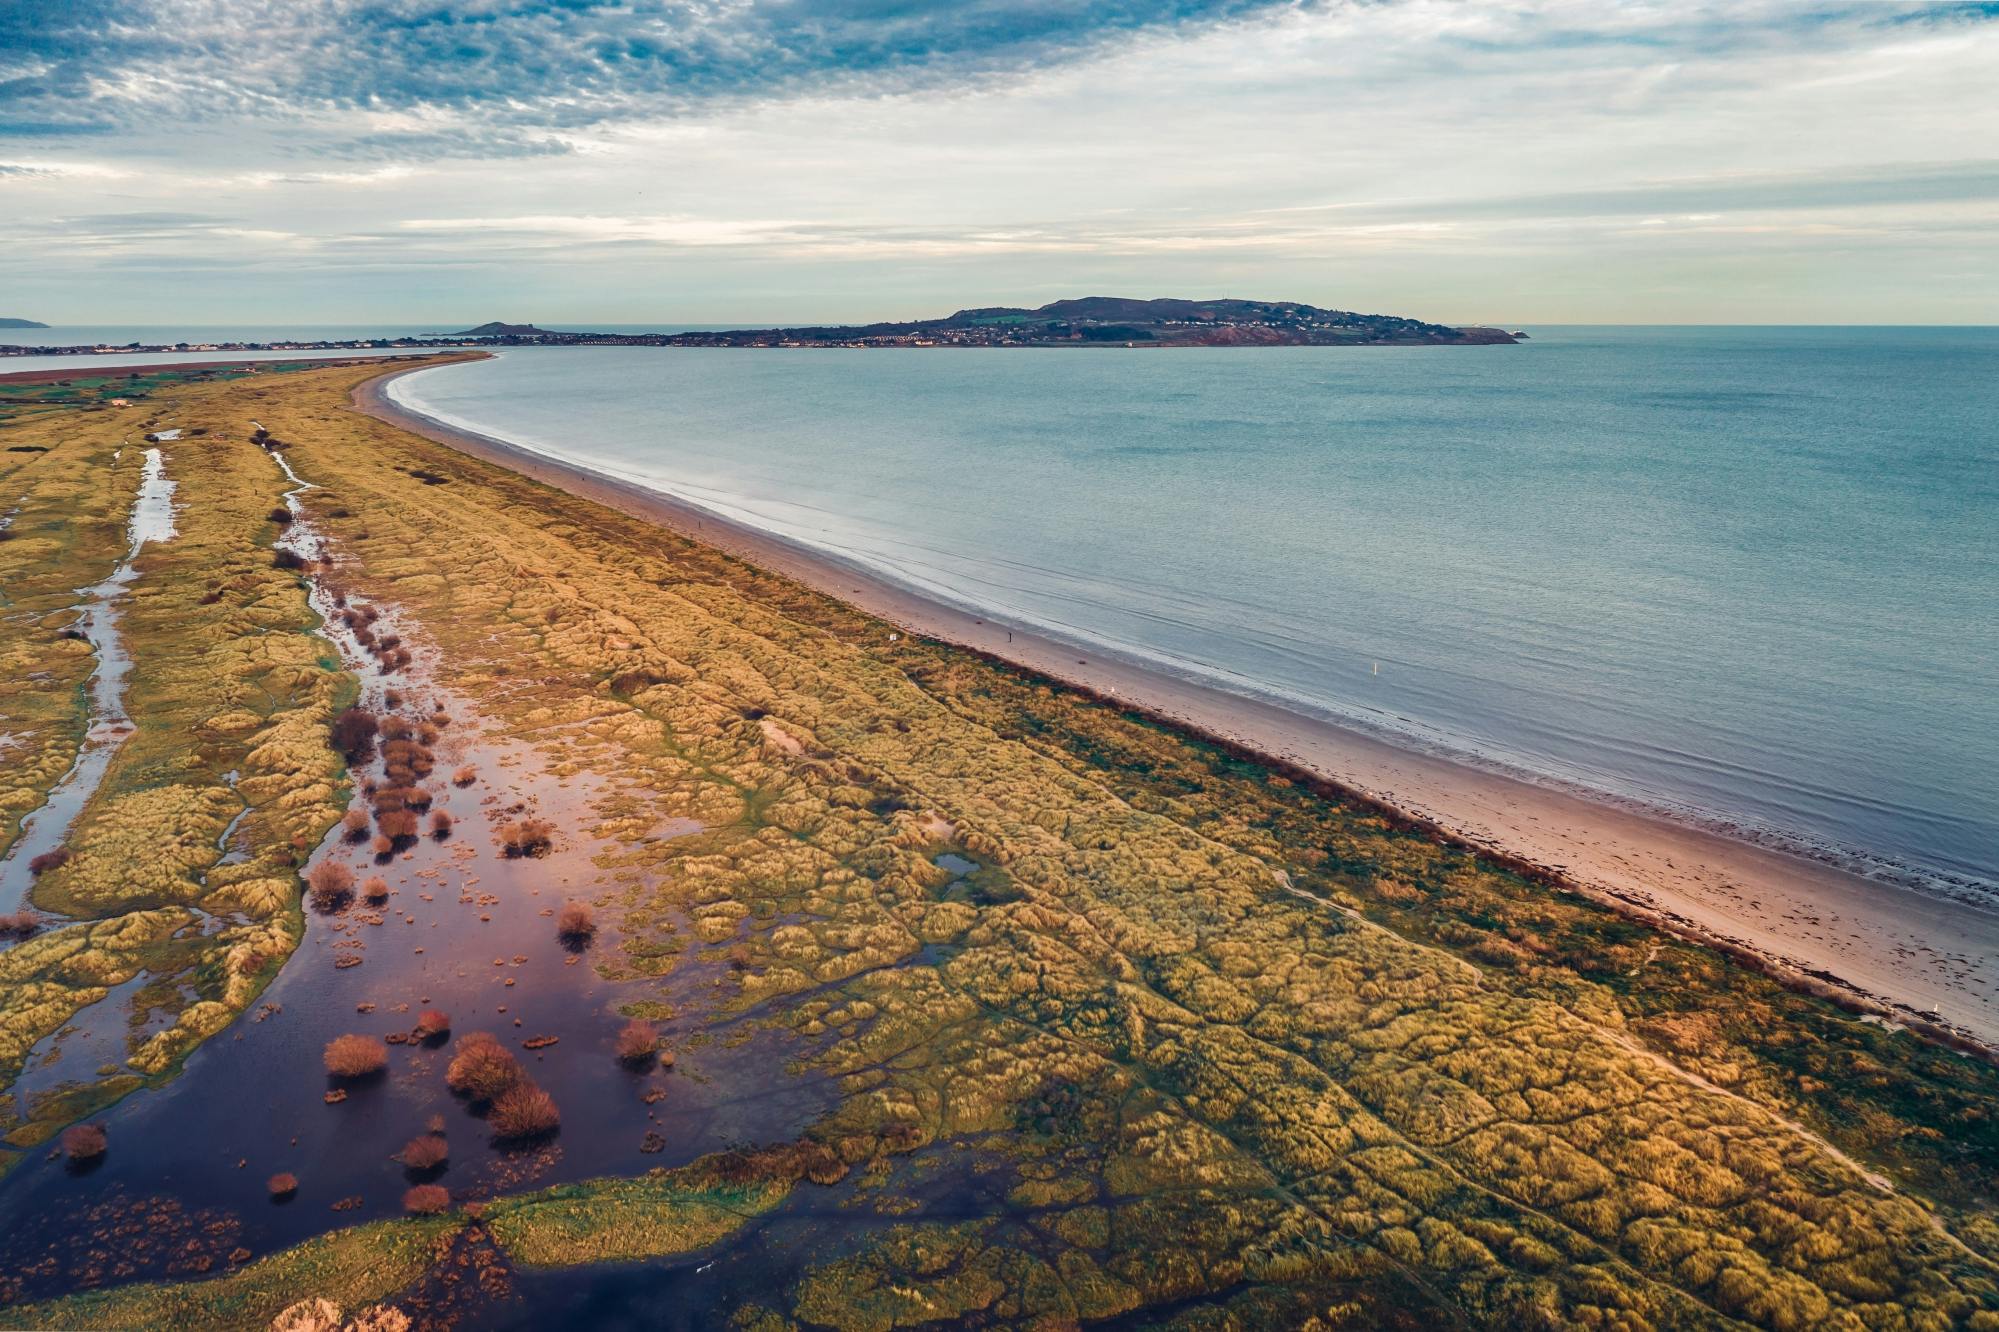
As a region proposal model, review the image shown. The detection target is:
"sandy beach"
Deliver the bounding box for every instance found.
[355,360,1999,1051]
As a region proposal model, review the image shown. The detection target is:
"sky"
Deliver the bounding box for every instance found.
[1,0,1995,326]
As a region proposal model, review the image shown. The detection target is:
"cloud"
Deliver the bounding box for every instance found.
[0,0,1294,153]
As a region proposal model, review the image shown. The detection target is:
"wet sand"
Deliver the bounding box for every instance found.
[353,362,1999,1050]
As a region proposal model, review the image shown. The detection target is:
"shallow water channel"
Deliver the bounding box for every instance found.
[0,447,834,1302]
[0,445,177,916]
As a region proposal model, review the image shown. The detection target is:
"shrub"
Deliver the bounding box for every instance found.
[383,688,403,710]
[489,1083,560,1140]
[342,809,371,840]
[415,1009,451,1039]
[430,810,453,838]
[500,819,554,858]
[361,876,390,902]
[0,910,42,938]
[307,861,355,912]
[556,902,596,943]
[398,1134,448,1171]
[330,708,378,762]
[376,809,419,842]
[614,1019,659,1066]
[268,1172,298,1198]
[372,834,393,856]
[268,506,294,525]
[28,846,69,875]
[452,766,477,787]
[272,547,306,571]
[324,1033,388,1078]
[403,1184,450,1215]
[445,1033,521,1101]
[61,1123,107,1161]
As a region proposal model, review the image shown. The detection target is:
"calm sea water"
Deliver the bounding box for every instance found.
[390,329,1999,901]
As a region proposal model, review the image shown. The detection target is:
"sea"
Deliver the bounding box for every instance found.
[22,325,1992,902]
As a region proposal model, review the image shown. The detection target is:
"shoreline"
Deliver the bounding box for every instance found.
[352,359,1999,1054]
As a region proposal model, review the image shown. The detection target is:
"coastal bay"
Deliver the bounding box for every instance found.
[0,356,1994,1327]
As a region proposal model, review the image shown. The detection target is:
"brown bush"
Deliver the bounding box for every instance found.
[61,1123,107,1161]
[556,902,596,943]
[268,1172,298,1198]
[614,1019,659,1066]
[403,1184,450,1215]
[500,819,554,858]
[445,1033,521,1101]
[361,876,390,902]
[342,809,371,840]
[330,708,378,762]
[405,787,433,811]
[0,910,42,938]
[398,1134,449,1171]
[28,846,69,875]
[415,1009,451,1039]
[489,1083,560,1140]
[380,716,412,741]
[377,809,419,842]
[430,810,453,838]
[383,688,403,710]
[324,1033,388,1079]
[371,834,393,856]
[307,861,355,912]
[268,506,293,525]
[452,766,477,787]
[272,548,306,571]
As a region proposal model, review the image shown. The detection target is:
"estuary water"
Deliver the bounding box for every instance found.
[390,328,1999,903]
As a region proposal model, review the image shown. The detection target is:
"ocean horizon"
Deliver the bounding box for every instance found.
[385,325,1999,906]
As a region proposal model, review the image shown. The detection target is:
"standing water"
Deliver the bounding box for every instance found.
[0,446,177,915]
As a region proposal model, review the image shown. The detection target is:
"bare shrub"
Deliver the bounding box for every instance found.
[307,861,355,912]
[268,1172,298,1198]
[28,847,69,875]
[403,1184,450,1215]
[398,1134,449,1171]
[499,818,554,858]
[0,910,42,938]
[61,1123,107,1161]
[614,1019,659,1067]
[445,1033,521,1101]
[489,1083,560,1140]
[429,810,453,838]
[324,1033,388,1078]
[377,809,419,842]
[556,902,596,944]
[330,708,378,763]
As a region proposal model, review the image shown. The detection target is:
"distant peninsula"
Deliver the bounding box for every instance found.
[4,298,1520,359]
[449,321,558,337]
[0,317,49,329]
